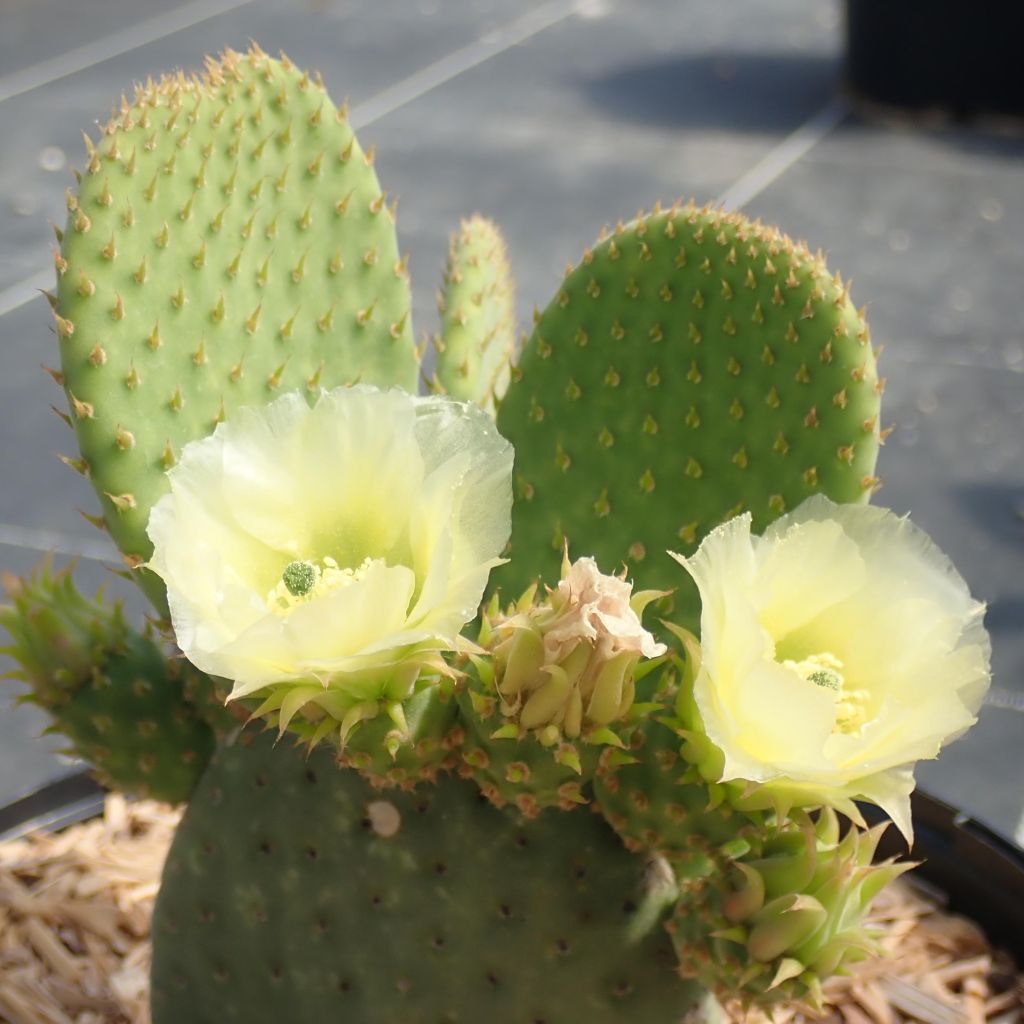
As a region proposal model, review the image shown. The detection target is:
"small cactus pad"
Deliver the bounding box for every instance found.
[55,46,417,603]
[151,732,701,1024]
[668,812,907,1007]
[495,203,881,626]
[594,718,760,873]
[0,565,224,802]
[433,215,516,412]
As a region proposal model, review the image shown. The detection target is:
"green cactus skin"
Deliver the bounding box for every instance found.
[667,810,909,1009]
[594,718,763,877]
[54,46,418,606]
[432,215,516,413]
[494,202,882,627]
[456,683,597,818]
[456,642,672,820]
[335,684,462,790]
[0,564,229,802]
[151,731,702,1024]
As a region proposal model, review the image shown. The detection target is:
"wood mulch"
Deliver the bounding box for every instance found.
[0,797,1021,1024]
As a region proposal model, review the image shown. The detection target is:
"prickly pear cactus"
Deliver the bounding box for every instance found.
[494,203,882,625]
[17,39,983,1024]
[53,45,418,605]
[151,731,701,1024]
[457,570,670,818]
[0,565,229,802]
[432,215,516,413]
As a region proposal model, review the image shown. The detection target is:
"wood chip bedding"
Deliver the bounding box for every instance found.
[0,797,1020,1024]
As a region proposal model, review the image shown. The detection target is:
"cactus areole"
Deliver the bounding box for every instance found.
[4,43,988,1024]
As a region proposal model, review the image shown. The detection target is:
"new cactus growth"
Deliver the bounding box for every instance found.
[4,44,991,1024]
[668,809,910,1007]
[0,564,229,802]
[433,215,516,413]
[459,554,668,817]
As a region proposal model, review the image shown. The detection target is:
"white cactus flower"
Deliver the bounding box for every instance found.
[671,496,991,841]
[147,385,513,737]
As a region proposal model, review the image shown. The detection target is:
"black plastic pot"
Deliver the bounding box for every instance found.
[845,0,1024,119]
[867,791,1024,959]
[0,769,104,842]
[2,775,1023,960]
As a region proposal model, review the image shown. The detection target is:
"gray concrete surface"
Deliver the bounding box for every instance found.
[0,0,1020,840]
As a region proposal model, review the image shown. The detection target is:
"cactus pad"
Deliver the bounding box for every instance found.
[433,215,516,413]
[495,203,881,626]
[151,731,702,1023]
[54,46,417,603]
[594,718,760,873]
[0,565,226,802]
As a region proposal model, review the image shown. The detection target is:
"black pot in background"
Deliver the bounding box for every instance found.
[2,775,1022,960]
[0,770,104,842]
[845,1,1024,119]
[868,791,1024,960]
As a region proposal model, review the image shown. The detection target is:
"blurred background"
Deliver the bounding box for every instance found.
[0,0,1021,841]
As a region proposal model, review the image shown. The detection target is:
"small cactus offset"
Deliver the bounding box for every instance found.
[0,564,230,802]
[432,215,517,413]
[5,44,992,1024]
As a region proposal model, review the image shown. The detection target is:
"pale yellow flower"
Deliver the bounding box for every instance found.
[671,496,990,840]
[147,385,513,734]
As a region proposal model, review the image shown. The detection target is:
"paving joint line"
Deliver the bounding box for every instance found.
[350,0,580,129]
[0,523,116,564]
[0,0,256,106]
[0,0,583,322]
[715,96,849,210]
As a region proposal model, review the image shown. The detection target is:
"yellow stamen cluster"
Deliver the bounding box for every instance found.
[783,653,870,735]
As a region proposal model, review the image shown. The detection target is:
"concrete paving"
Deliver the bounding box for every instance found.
[0,0,1020,840]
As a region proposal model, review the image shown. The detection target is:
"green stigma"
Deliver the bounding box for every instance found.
[281,560,318,597]
[808,669,842,692]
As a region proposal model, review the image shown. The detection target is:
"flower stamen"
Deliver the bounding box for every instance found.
[782,653,869,735]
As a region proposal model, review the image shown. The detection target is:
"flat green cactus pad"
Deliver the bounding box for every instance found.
[54,46,417,604]
[495,203,882,626]
[151,731,701,1023]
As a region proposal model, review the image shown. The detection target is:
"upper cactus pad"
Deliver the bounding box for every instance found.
[495,203,882,626]
[55,46,418,603]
